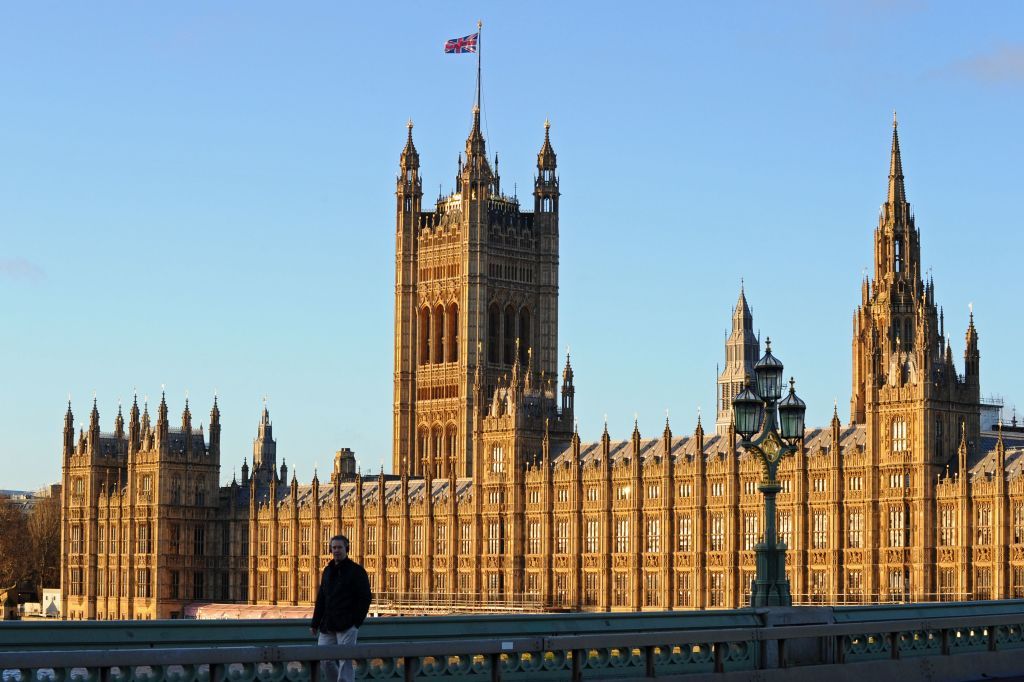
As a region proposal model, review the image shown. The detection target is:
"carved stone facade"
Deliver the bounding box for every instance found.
[61,115,1024,620]
[392,113,560,479]
[60,395,246,620]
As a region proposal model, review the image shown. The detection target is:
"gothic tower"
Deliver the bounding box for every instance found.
[716,285,760,435]
[393,108,560,477]
[849,117,981,597]
[251,402,277,488]
[850,116,980,467]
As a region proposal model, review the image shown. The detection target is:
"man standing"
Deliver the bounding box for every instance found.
[311,534,372,682]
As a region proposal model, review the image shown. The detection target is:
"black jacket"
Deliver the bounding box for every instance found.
[311,558,372,633]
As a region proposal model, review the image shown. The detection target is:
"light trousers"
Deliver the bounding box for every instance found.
[317,626,358,682]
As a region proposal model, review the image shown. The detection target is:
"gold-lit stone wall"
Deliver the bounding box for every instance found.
[60,117,1024,620]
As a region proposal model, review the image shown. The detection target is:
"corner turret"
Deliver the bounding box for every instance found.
[534,119,558,216]
[209,395,221,460]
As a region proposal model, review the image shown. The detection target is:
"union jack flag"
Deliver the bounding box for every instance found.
[444,33,478,54]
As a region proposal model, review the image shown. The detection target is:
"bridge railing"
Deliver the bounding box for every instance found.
[2,604,1024,680]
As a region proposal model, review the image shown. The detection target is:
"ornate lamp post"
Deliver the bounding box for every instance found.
[732,338,807,607]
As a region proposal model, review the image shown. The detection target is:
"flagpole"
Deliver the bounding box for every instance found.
[476,20,482,112]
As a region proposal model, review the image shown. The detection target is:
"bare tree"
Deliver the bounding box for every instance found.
[0,497,30,588]
[27,494,61,590]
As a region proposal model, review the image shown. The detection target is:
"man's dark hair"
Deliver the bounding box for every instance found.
[330,534,350,552]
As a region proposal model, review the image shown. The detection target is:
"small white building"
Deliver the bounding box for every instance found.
[41,588,61,618]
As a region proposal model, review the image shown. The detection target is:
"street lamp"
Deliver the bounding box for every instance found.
[732,338,806,607]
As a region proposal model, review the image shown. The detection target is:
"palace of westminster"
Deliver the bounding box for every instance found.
[60,105,1024,620]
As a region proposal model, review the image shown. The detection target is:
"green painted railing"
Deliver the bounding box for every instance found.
[0,609,764,653]
[0,601,1023,680]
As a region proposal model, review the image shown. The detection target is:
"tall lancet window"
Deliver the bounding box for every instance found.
[487,304,500,364]
[503,305,516,364]
[894,238,903,273]
[518,308,531,365]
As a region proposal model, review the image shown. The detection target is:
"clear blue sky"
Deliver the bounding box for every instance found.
[2,2,1023,489]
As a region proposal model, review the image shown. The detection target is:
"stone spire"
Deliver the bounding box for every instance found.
[965,304,980,383]
[400,119,419,170]
[128,393,140,447]
[694,409,705,454]
[537,119,556,170]
[561,349,575,419]
[114,403,124,439]
[209,395,221,459]
[63,399,75,457]
[887,112,907,206]
[662,412,673,457]
[534,119,559,214]
[89,397,100,433]
[253,400,277,487]
[157,389,169,442]
[181,398,192,434]
[717,283,760,435]
[467,106,485,156]
[460,105,492,187]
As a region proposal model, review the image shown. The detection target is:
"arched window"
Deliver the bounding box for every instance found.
[417,428,429,475]
[419,307,431,365]
[488,304,500,364]
[447,303,459,363]
[904,318,913,348]
[195,477,206,506]
[503,305,516,364]
[431,426,443,478]
[894,238,902,273]
[445,424,458,476]
[491,445,504,473]
[171,475,182,504]
[518,308,531,365]
[433,305,445,364]
[891,419,908,452]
